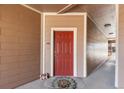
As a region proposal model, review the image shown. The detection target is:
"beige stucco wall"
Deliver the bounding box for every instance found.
[44,14,85,77]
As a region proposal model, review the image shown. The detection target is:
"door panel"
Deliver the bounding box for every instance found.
[54,31,73,76]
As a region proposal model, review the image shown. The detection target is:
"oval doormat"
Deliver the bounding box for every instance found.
[44,76,85,89]
[52,77,77,89]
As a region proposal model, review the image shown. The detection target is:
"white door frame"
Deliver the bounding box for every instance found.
[115,4,119,88]
[43,13,87,78]
[51,27,77,77]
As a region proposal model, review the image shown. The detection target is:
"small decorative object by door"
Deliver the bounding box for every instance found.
[52,77,77,89]
[40,73,50,80]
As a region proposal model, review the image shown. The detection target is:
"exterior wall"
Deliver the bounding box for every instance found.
[44,14,85,77]
[118,4,124,88]
[87,17,108,75]
[0,5,41,88]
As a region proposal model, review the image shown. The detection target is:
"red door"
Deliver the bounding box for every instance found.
[54,31,73,76]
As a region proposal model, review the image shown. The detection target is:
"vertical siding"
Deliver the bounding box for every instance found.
[0,5,41,88]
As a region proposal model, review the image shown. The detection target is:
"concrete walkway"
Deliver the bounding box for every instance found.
[83,59,115,89]
[16,59,115,89]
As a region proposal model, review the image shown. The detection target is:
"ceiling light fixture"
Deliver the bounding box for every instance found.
[109,32,114,35]
[104,23,111,27]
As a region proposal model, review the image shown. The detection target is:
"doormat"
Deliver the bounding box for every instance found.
[52,77,77,89]
[44,76,86,89]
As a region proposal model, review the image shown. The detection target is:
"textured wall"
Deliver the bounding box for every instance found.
[0,5,41,88]
[44,15,85,77]
[87,17,108,75]
[118,4,124,88]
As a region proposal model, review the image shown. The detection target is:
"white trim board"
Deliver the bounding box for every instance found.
[51,28,77,77]
[40,13,42,75]
[57,4,73,14]
[20,4,42,14]
[43,13,87,78]
[43,12,87,15]
[42,12,45,74]
[115,4,119,88]
[83,13,87,78]
[57,4,77,14]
